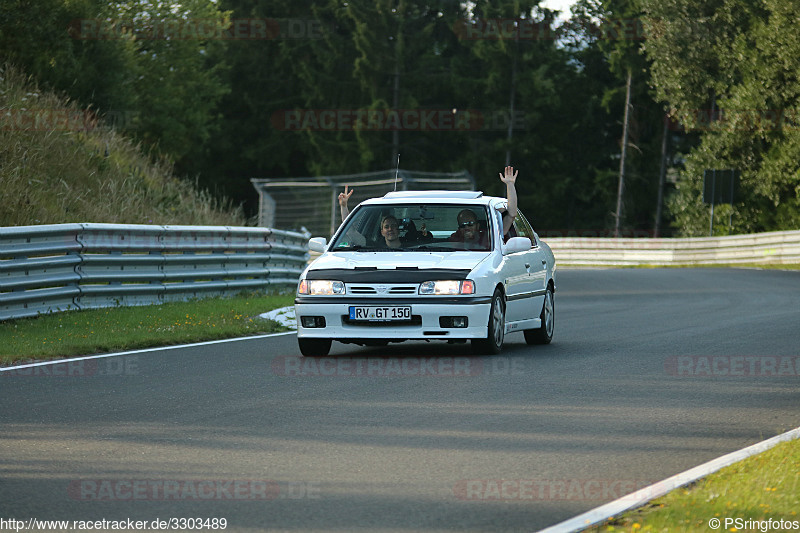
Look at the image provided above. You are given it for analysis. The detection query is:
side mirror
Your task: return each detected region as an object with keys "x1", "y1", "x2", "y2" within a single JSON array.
[
  {"x1": 503, "y1": 236, "x2": 532, "y2": 254},
  {"x1": 308, "y1": 237, "x2": 327, "y2": 253}
]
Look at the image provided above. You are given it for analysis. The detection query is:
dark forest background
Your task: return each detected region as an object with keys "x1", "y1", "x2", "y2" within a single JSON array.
[{"x1": 2, "y1": 0, "x2": 799, "y2": 236}]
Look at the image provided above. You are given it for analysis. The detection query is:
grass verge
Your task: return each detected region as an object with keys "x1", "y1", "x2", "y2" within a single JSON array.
[
  {"x1": 0, "y1": 291, "x2": 294, "y2": 366},
  {"x1": 583, "y1": 437, "x2": 800, "y2": 532},
  {"x1": 641, "y1": 263, "x2": 800, "y2": 270},
  {"x1": 559, "y1": 264, "x2": 800, "y2": 270}
]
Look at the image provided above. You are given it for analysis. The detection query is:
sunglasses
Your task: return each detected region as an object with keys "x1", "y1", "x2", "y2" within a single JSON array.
[{"x1": 458, "y1": 220, "x2": 477, "y2": 228}]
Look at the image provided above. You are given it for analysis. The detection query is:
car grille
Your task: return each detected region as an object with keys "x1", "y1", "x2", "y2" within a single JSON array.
[{"x1": 348, "y1": 285, "x2": 418, "y2": 295}]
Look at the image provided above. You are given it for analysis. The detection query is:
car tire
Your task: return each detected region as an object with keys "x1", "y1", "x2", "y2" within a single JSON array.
[
  {"x1": 524, "y1": 285, "x2": 554, "y2": 345},
  {"x1": 472, "y1": 288, "x2": 505, "y2": 355},
  {"x1": 298, "y1": 337, "x2": 332, "y2": 357}
]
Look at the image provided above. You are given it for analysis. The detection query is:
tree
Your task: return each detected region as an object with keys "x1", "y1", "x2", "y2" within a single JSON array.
[
  {"x1": 113, "y1": 0, "x2": 231, "y2": 169},
  {"x1": 198, "y1": 0, "x2": 367, "y2": 208},
  {"x1": 559, "y1": 0, "x2": 669, "y2": 236},
  {"x1": 642, "y1": 0, "x2": 800, "y2": 235},
  {"x1": 451, "y1": 1, "x2": 582, "y2": 226},
  {"x1": 0, "y1": 0, "x2": 231, "y2": 181},
  {"x1": 0, "y1": 0, "x2": 139, "y2": 115}
]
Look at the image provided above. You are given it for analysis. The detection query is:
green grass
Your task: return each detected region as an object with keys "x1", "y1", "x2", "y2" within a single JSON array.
[
  {"x1": 560, "y1": 263, "x2": 800, "y2": 270},
  {"x1": 0, "y1": 291, "x2": 294, "y2": 365},
  {"x1": 715, "y1": 263, "x2": 800, "y2": 270},
  {"x1": 583, "y1": 437, "x2": 800, "y2": 532},
  {"x1": 643, "y1": 263, "x2": 800, "y2": 270}
]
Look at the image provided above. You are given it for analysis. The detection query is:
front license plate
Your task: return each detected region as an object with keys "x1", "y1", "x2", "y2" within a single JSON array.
[{"x1": 349, "y1": 306, "x2": 412, "y2": 321}]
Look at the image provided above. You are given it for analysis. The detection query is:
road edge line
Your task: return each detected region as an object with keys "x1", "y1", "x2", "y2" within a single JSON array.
[
  {"x1": 0, "y1": 331, "x2": 295, "y2": 372},
  {"x1": 536, "y1": 426, "x2": 800, "y2": 533}
]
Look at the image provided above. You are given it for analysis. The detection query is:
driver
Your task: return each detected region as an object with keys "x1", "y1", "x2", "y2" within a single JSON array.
[
  {"x1": 448, "y1": 208, "x2": 489, "y2": 247},
  {"x1": 448, "y1": 165, "x2": 519, "y2": 247}
]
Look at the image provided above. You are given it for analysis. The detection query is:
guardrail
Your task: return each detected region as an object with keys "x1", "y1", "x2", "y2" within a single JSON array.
[
  {"x1": 4, "y1": 224, "x2": 797, "y2": 320},
  {"x1": 0, "y1": 223, "x2": 309, "y2": 321},
  {"x1": 545, "y1": 229, "x2": 800, "y2": 267}
]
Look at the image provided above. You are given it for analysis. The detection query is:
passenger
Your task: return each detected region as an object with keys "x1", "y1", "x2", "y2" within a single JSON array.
[
  {"x1": 377, "y1": 214, "x2": 403, "y2": 248},
  {"x1": 338, "y1": 188, "x2": 424, "y2": 248},
  {"x1": 338, "y1": 185, "x2": 355, "y2": 222}
]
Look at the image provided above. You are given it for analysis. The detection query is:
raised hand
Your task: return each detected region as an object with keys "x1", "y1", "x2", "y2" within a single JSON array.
[
  {"x1": 499, "y1": 166, "x2": 518, "y2": 184},
  {"x1": 338, "y1": 185, "x2": 354, "y2": 208}
]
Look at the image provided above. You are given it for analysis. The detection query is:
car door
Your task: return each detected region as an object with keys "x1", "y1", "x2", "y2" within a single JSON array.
[
  {"x1": 493, "y1": 208, "x2": 528, "y2": 324},
  {"x1": 510, "y1": 211, "x2": 546, "y2": 321}
]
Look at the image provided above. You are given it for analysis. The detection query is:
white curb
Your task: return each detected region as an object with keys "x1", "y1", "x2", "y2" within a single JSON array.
[
  {"x1": 259, "y1": 306, "x2": 296, "y2": 329},
  {"x1": 537, "y1": 426, "x2": 800, "y2": 533}
]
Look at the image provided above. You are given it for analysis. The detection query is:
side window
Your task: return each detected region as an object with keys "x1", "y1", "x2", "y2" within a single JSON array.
[{"x1": 513, "y1": 211, "x2": 537, "y2": 246}]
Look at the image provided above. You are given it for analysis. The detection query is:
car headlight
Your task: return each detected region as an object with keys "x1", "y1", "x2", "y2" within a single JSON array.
[
  {"x1": 419, "y1": 280, "x2": 475, "y2": 295},
  {"x1": 298, "y1": 279, "x2": 345, "y2": 295}
]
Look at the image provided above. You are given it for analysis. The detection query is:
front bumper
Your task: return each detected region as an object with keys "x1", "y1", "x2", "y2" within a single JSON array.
[{"x1": 294, "y1": 296, "x2": 492, "y2": 340}]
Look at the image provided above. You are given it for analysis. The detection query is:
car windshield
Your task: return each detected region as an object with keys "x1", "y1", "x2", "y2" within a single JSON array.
[{"x1": 331, "y1": 203, "x2": 492, "y2": 252}]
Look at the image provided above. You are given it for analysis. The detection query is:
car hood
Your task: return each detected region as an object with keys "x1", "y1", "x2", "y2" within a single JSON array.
[{"x1": 308, "y1": 251, "x2": 490, "y2": 272}]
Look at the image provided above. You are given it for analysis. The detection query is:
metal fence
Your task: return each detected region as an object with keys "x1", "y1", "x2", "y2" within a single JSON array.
[
  {"x1": 251, "y1": 169, "x2": 475, "y2": 238},
  {"x1": 0, "y1": 223, "x2": 309, "y2": 321}
]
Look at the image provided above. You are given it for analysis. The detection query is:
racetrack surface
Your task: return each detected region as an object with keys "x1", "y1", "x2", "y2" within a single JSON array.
[{"x1": 1, "y1": 268, "x2": 799, "y2": 532}]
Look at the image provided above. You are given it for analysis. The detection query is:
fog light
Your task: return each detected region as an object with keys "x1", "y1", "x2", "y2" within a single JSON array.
[
  {"x1": 440, "y1": 316, "x2": 468, "y2": 328},
  {"x1": 301, "y1": 316, "x2": 326, "y2": 328}
]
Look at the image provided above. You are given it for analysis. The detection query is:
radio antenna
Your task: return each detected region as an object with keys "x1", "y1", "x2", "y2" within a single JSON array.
[{"x1": 394, "y1": 153, "x2": 400, "y2": 191}]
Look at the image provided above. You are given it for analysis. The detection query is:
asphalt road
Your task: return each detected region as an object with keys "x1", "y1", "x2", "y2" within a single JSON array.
[{"x1": 1, "y1": 268, "x2": 799, "y2": 532}]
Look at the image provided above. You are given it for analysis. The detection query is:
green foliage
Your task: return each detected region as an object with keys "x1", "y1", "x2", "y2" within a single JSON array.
[
  {"x1": 643, "y1": 0, "x2": 800, "y2": 235},
  {"x1": 0, "y1": 0, "x2": 231, "y2": 177},
  {"x1": 0, "y1": 0, "x2": 139, "y2": 113},
  {"x1": 585, "y1": 438, "x2": 800, "y2": 531},
  {"x1": 0, "y1": 64, "x2": 245, "y2": 226},
  {"x1": 113, "y1": 0, "x2": 232, "y2": 166},
  {"x1": 195, "y1": 0, "x2": 326, "y2": 206},
  {"x1": 561, "y1": 0, "x2": 671, "y2": 234},
  {"x1": 17, "y1": 0, "x2": 790, "y2": 236}
]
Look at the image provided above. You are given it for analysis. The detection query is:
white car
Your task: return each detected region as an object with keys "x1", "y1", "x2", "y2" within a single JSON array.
[{"x1": 294, "y1": 190, "x2": 556, "y2": 356}]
